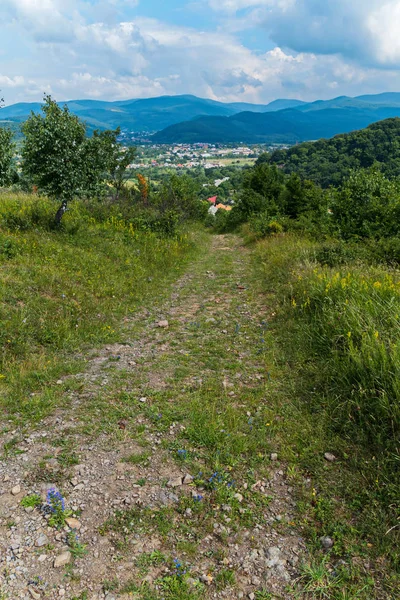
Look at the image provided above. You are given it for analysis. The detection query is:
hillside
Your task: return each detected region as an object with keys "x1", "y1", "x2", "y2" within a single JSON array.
[
  {"x1": 152, "y1": 107, "x2": 400, "y2": 144},
  {"x1": 266, "y1": 117, "x2": 400, "y2": 187},
  {"x1": 153, "y1": 100, "x2": 400, "y2": 144}
]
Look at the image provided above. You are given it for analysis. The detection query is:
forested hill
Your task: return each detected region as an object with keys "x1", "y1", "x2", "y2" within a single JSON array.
[{"x1": 264, "y1": 118, "x2": 400, "y2": 188}]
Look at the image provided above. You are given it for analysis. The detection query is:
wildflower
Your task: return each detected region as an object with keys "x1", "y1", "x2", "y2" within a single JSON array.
[
  {"x1": 46, "y1": 488, "x2": 65, "y2": 513},
  {"x1": 193, "y1": 494, "x2": 203, "y2": 502},
  {"x1": 177, "y1": 449, "x2": 187, "y2": 458},
  {"x1": 173, "y1": 558, "x2": 187, "y2": 577}
]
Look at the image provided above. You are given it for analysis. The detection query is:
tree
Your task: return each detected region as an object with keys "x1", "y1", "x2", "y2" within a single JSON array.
[
  {"x1": 22, "y1": 96, "x2": 137, "y2": 223},
  {"x1": 0, "y1": 93, "x2": 15, "y2": 187},
  {"x1": 22, "y1": 95, "x2": 88, "y2": 223},
  {"x1": 0, "y1": 128, "x2": 15, "y2": 187}
]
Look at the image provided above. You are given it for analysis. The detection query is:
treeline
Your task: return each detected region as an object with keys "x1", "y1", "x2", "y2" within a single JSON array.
[
  {"x1": 261, "y1": 117, "x2": 400, "y2": 188},
  {"x1": 213, "y1": 133, "x2": 400, "y2": 264}
]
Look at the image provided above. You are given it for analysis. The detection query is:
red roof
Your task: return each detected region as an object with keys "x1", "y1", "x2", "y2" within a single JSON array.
[{"x1": 207, "y1": 196, "x2": 217, "y2": 204}]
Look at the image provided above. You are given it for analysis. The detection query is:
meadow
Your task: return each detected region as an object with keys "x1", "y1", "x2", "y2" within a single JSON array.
[{"x1": 0, "y1": 192, "x2": 195, "y2": 425}]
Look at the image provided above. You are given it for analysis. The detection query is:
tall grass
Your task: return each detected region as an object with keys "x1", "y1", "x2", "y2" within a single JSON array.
[
  {"x1": 0, "y1": 192, "x2": 195, "y2": 423},
  {"x1": 253, "y1": 233, "x2": 400, "y2": 570}
]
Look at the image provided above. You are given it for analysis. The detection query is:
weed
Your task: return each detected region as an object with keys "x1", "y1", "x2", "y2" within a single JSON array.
[
  {"x1": 215, "y1": 569, "x2": 236, "y2": 590},
  {"x1": 20, "y1": 494, "x2": 42, "y2": 508},
  {"x1": 67, "y1": 531, "x2": 87, "y2": 559}
]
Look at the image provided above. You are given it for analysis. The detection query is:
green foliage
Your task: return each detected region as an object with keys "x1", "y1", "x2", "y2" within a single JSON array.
[
  {"x1": 331, "y1": 169, "x2": 400, "y2": 240},
  {"x1": 249, "y1": 213, "x2": 283, "y2": 238},
  {"x1": 21, "y1": 96, "x2": 136, "y2": 217},
  {"x1": 20, "y1": 494, "x2": 42, "y2": 508},
  {"x1": 268, "y1": 117, "x2": 400, "y2": 187},
  {"x1": 22, "y1": 95, "x2": 87, "y2": 203},
  {"x1": 0, "y1": 127, "x2": 15, "y2": 186}
]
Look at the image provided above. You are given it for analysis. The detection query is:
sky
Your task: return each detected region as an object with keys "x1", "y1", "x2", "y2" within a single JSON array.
[{"x1": 2, "y1": 0, "x2": 400, "y2": 105}]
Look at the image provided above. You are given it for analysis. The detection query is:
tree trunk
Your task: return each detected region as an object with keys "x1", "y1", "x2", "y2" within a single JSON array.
[{"x1": 54, "y1": 200, "x2": 68, "y2": 225}]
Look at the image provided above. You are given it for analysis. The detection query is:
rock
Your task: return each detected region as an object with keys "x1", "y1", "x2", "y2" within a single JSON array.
[
  {"x1": 270, "y1": 453, "x2": 278, "y2": 461},
  {"x1": 54, "y1": 551, "x2": 72, "y2": 568},
  {"x1": 251, "y1": 576, "x2": 261, "y2": 586},
  {"x1": 320, "y1": 536, "x2": 334, "y2": 550},
  {"x1": 199, "y1": 574, "x2": 213, "y2": 585},
  {"x1": 56, "y1": 380, "x2": 63, "y2": 385},
  {"x1": 324, "y1": 452, "x2": 337, "y2": 462},
  {"x1": 11, "y1": 485, "x2": 21, "y2": 496},
  {"x1": 158, "y1": 320, "x2": 169, "y2": 328},
  {"x1": 265, "y1": 547, "x2": 284, "y2": 568},
  {"x1": 29, "y1": 589, "x2": 41, "y2": 600},
  {"x1": 65, "y1": 518, "x2": 81, "y2": 530},
  {"x1": 167, "y1": 476, "x2": 183, "y2": 488},
  {"x1": 35, "y1": 534, "x2": 49, "y2": 547},
  {"x1": 182, "y1": 474, "x2": 193, "y2": 485},
  {"x1": 139, "y1": 397, "x2": 147, "y2": 403},
  {"x1": 248, "y1": 594, "x2": 255, "y2": 600},
  {"x1": 59, "y1": 590, "x2": 66, "y2": 597},
  {"x1": 234, "y1": 493, "x2": 243, "y2": 503},
  {"x1": 38, "y1": 555, "x2": 47, "y2": 562}
]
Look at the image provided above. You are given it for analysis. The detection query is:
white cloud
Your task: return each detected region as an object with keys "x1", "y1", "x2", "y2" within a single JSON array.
[{"x1": 2, "y1": 0, "x2": 400, "y2": 106}]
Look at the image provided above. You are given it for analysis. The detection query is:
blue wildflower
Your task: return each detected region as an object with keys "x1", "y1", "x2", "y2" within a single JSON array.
[{"x1": 46, "y1": 488, "x2": 65, "y2": 513}]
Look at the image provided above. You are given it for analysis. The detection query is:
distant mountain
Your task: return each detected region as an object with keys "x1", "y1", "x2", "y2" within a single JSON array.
[
  {"x1": 0, "y1": 94, "x2": 283, "y2": 133},
  {"x1": 153, "y1": 94, "x2": 400, "y2": 144},
  {"x1": 3, "y1": 92, "x2": 400, "y2": 142}
]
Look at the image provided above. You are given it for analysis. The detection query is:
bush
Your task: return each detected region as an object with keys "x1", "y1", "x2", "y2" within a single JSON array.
[{"x1": 249, "y1": 212, "x2": 283, "y2": 238}]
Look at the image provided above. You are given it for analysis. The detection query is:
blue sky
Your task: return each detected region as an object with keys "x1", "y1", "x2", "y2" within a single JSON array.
[{"x1": 1, "y1": 1, "x2": 400, "y2": 105}]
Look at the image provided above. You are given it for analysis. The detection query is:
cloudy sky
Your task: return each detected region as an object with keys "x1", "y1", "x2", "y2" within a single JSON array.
[{"x1": 1, "y1": 0, "x2": 400, "y2": 105}]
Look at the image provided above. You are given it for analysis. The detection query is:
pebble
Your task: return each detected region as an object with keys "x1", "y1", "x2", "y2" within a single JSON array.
[
  {"x1": 65, "y1": 518, "x2": 81, "y2": 530},
  {"x1": 167, "y1": 476, "x2": 183, "y2": 488},
  {"x1": 199, "y1": 574, "x2": 213, "y2": 585},
  {"x1": 320, "y1": 536, "x2": 334, "y2": 550},
  {"x1": 270, "y1": 453, "x2": 278, "y2": 461},
  {"x1": 157, "y1": 320, "x2": 169, "y2": 328},
  {"x1": 54, "y1": 551, "x2": 72, "y2": 568},
  {"x1": 11, "y1": 485, "x2": 21, "y2": 495},
  {"x1": 29, "y1": 589, "x2": 41, "y2": 600},
  {"x1": 35, "y1": 534, "x2": 49, "y2": 547},
  {"x1": 234, "y1": 493, "x2": 244, "y2": 503},
  {"x1": 182, "y1": 474, "x2": 193, "y2": 485},
  {"x1": 324, "y1": 452, "x2": 337, "y2": 462}
]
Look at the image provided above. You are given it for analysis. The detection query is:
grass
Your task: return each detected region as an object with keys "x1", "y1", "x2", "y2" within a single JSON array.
[
  {"x1": 253, "y1": 232, "x2": 400, "y2": 597},
  {"x1": 0, "y1": 192, "x2": 195, "y2": 426}
]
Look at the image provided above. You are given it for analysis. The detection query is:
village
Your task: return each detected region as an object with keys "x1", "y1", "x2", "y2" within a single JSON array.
[{"x1": 127, "y1": 142, "x2": 289, "y2": 170}]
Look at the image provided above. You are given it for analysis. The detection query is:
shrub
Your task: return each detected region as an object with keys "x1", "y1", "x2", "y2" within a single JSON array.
[{"x1": 249, "y1": 212, "x2": 283, "y2": 238}]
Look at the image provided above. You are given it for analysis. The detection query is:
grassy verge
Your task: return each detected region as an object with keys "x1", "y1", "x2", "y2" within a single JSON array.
[
  {"x1": 253, "y1": 233, "x2": 400, "y2": 598},
  {"x1": 0, "y1": 192, "x2": 196, "y2": 425}
]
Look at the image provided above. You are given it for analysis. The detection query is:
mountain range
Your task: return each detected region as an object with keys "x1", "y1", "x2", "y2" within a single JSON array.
[
  {"x1": 2, "y1": 93, "x2": 400, "y2": 143},
  {"x1": 152, "y1": 93, "x2": 400, "y2": 143},
  {"x1": 0, "y1": 95, "x2": 304, "y2": 134}
]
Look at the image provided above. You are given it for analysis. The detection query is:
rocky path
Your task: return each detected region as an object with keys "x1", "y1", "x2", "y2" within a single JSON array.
[{"x1": 0, "y1": 234, "x2": 307, "y2": 600}]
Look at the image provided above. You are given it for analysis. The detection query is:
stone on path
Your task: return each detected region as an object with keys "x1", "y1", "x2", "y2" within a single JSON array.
[
  {"x1": 11, "y1": 484, "x2": 21, "y2": 495},
  {"x1": 65, "y1": 517, "x2": 81, "y2": 530},
  {"x1": 167, "y1": 476, "x2": 183, "y2": 488},
  {"x1": 158, "y1": 320, "x2": 169, "y2": 328},
  {"x1": 35, "y1": 534, "x2": 49, "y2": 547},
  {"x1": 54, "y1": 551, "x2": 71, "y2": 568}
]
